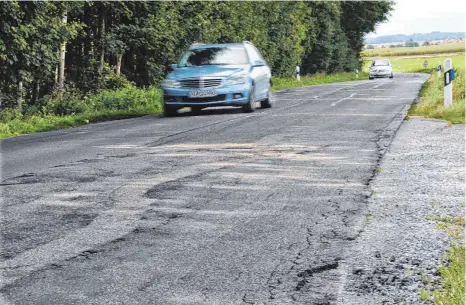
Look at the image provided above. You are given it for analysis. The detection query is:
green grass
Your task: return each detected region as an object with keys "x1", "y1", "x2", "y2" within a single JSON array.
[
  {"x1": 420, "y1": 245, "x2": 465, "y2": 305},
  {"x1": 362, "y1": 43, "x2": 465, "y2": 58},
  {"x1": 422, "y1": 210, "x2": 465, "y2": 305},
  {"x1": 408, "y1": 66, "x2": 465, "y2": 124},
  {"x1": 0, "y1": 87, "x2": 164, "y2": 139},
  {"x1": 0, "y1": 109, "x2": 160, "y2": 139},
  {"x1": 433, "y1": 245, "x2": 465, "y2": 305},
  {"x1": 272, "y1": 72, "x2": 367, "y2": 92}
]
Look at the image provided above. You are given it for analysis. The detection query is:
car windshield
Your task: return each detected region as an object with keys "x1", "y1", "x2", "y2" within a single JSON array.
[
  {"x1": 178, "y1": 47, "x2": 249, "y2": 67},
  {"x1": 372, "y1": 60, "x2": 390, "y2": 66}
]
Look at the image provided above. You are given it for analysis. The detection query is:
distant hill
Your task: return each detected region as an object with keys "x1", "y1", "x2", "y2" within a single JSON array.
[{"x1": 365, "y1": 32, "x2": 465, "y2": 44}]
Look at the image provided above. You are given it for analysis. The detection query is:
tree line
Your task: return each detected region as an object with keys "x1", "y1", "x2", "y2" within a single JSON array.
[{"x1": 0, "y1": 1, "x2": 392, "y2": 111}]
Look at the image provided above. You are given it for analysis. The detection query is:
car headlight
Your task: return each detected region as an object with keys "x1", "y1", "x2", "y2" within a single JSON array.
[
  {"x1": 226, "y1": 74, "x2": 248, "y2": 86},
  {"x1": 162, "y1": 79, "x2": 181, "y2": 88}
]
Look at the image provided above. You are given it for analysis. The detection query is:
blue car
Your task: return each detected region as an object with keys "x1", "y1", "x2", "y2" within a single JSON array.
[{"x1": 161, "y1": 41, "x2": 273, "y2": 116}]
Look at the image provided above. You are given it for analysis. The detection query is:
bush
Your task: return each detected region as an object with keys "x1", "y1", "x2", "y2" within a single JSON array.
[
  {"x1": 89, "y1": 87, "x2": 162, "y2": 112},
  {"x1": 0, "y1": 108, "x2": 23, "y2": 122},
  {"x1": 98, "y1": 66, "x2": 135, "y2": 90},
  {"x1": 41, "y1": 89, "x2": 90, "y2": 115},
  {"x1": 0, "y1": 86, "x2": 164, "y2": 138}
]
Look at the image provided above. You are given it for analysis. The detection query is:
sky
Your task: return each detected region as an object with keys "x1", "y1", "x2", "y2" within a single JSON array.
[{"x1": 368, "y1": 0, "x2": 466, "y2": 37}]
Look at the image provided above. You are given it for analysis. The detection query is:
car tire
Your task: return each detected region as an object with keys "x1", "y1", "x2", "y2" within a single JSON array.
[
  {"x1": 369, "y1": 77, "x2": 374, "y2": 80},
  {"x1": 242, "y1": 85, "x2": 255, "y2": 113},
  {"x1": 389, "y1": 73, "x2": 394, "y2": 79},
  {"x1": 163, "y1": 103, "x2": 177, "y2": 117},
  {"x1": 261, "y1": 86, "x2": 273, "y2": 109}
]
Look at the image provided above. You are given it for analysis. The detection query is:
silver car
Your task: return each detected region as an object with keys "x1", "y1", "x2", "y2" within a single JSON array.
[{"x1": 369, "y1": 59, "x2": 393, "y2": 79}]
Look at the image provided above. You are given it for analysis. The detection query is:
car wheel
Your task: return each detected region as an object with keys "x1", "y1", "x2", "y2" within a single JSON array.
[
  {"x1": 389, "y1": 73, "x2": 394, "y2": 79},
  {"x1": 242, "y1": 85, "x2": 255, "y2": 113},
  {"x1": 191, "y1": 106, "x2": 202, "y2": 115},
  {"x1": 163, "y1": 103, "x2": 177, "y2": 117},
  {"x1": 261, "y1": 86, "x2": 273, "y2": 109}
]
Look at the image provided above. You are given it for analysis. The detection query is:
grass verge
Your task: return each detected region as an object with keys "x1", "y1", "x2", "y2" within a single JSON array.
[
  {"x1": 0, "y1": 72, "x2": 367, "y2": 139},
  {"x1": 420, "y1": 215, "x2": 465, "y2": 305},
  {"x1": 408, "y1": 67, "x2": 465, "y2": 124},
  {"x1": 0, "y1": 109, "x2": 159, "y2": 139},
  {"x1": 431, "y1": 245, "x2": 465, "y2": 305}
]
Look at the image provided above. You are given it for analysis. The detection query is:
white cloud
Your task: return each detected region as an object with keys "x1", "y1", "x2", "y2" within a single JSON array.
[{"x1": 372, "y1": 0, "x2": 466, "y2": 36}]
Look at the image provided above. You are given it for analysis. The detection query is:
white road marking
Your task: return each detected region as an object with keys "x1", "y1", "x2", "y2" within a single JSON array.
[
  {"x1": 96, "y1": 144, "x2": 141, "y2": 149},
  {"x1": 373, "y1": 82, "x2": 386, "y2": 89},
  {"x1": 331, "y1": 93, "x2": 358, "y2": 107}
]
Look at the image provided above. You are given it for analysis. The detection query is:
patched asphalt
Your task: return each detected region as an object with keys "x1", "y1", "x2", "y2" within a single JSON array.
[{"x1": 1, "y1": 74, "x2": 431, "y2": 304}]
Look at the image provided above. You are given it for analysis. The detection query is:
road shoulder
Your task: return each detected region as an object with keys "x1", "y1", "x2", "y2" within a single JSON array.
[{"x1": 339, "y1": 118, "x2": 465, "y2": 304}]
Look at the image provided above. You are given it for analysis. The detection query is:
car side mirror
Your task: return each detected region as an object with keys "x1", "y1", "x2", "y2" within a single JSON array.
[{"x1": 170, "y1": 64, "x2": 178, "y2": 70}]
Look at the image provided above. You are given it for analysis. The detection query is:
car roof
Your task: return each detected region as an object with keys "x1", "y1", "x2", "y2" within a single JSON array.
[{"x1": 189, "y1": 42, "x2": 246, "y2": 50}]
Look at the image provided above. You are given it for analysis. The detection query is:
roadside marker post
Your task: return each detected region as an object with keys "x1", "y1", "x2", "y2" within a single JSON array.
[
  {"x1": 443, "y1": 58, "x2": 453, "y2": 107},
  {"x1": 296, "y1": 64, "x2": 301, "y2": 81},
  {"x1": 355, "y1": 69, "x2": 359, "y2": 78},
  {"x1": 437, "y1": 61, "x2": 441, "y2": 77}
]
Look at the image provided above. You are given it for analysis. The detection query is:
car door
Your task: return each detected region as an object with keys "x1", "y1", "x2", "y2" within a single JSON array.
[
  {"x1": 246, "y1": 44, "x2": 268, "y2": 100},
  {"x1": 253, "y1": 46, "x2": 271, "y2": 97}
]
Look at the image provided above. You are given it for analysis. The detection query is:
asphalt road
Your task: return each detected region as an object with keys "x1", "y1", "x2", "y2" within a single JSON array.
[{"x1": 1, "y1": 73, "x2": 428, "y2": 305}]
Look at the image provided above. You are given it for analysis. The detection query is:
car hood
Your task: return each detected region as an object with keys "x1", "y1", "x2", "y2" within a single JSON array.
[{"x1": 168, "y1": 65, "x2": 250, "y2": 79}]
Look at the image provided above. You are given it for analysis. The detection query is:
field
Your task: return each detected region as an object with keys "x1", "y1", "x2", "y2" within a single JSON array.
[
  {"x1": 362, "y1": 43, "x2": 464, "y2": 57},
  {"x1": 363, "y1": 55, "x2": 465, "y2": 73}
]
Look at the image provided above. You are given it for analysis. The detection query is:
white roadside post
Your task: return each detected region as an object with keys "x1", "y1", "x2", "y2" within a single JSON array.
[
  {"x1": 444, "y1": 58, "x2": 453, "y2": 107},
  {"x1": 355, "y1": 69, "x2": 359, "y2": 78},
  {"x1": 296, "y1": 64, "x2": 301, "y2": 81},
  {"x1": 437, "y1": 61, "x2": 441, "y2": 77}
]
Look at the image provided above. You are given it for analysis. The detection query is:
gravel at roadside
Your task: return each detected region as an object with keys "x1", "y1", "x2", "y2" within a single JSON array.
[{"x1": 339, "y1": 117, "x2": 465, "y2": 305}]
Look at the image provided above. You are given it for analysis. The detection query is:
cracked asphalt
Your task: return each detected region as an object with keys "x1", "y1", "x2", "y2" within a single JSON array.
[{"x1": 1, "y1": 73, "x2": 429, "y2": 305}]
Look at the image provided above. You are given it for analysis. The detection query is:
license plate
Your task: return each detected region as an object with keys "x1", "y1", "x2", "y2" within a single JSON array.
[{"x1": 189, "y1": 89, "x2": 216, "y2": 98}]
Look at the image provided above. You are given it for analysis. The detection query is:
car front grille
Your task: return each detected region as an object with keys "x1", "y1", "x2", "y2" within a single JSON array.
[{"x1": 179, "y1": 78, "x2": 223, "y2": 88}]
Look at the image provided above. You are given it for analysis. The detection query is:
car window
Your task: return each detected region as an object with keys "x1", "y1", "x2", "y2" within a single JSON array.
[
  {"x1": 372, "y1": 60, "x2": 390, "y2": 66},
  {"x1": 254, "y1": 46, "x2": 266, "y2": 62},
  {"x1": 245, "y1": 44, "x2": 262, "y2": 64},
  {"x1": 178, "y1": 47, "x2": 249, "y2": 67}
]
